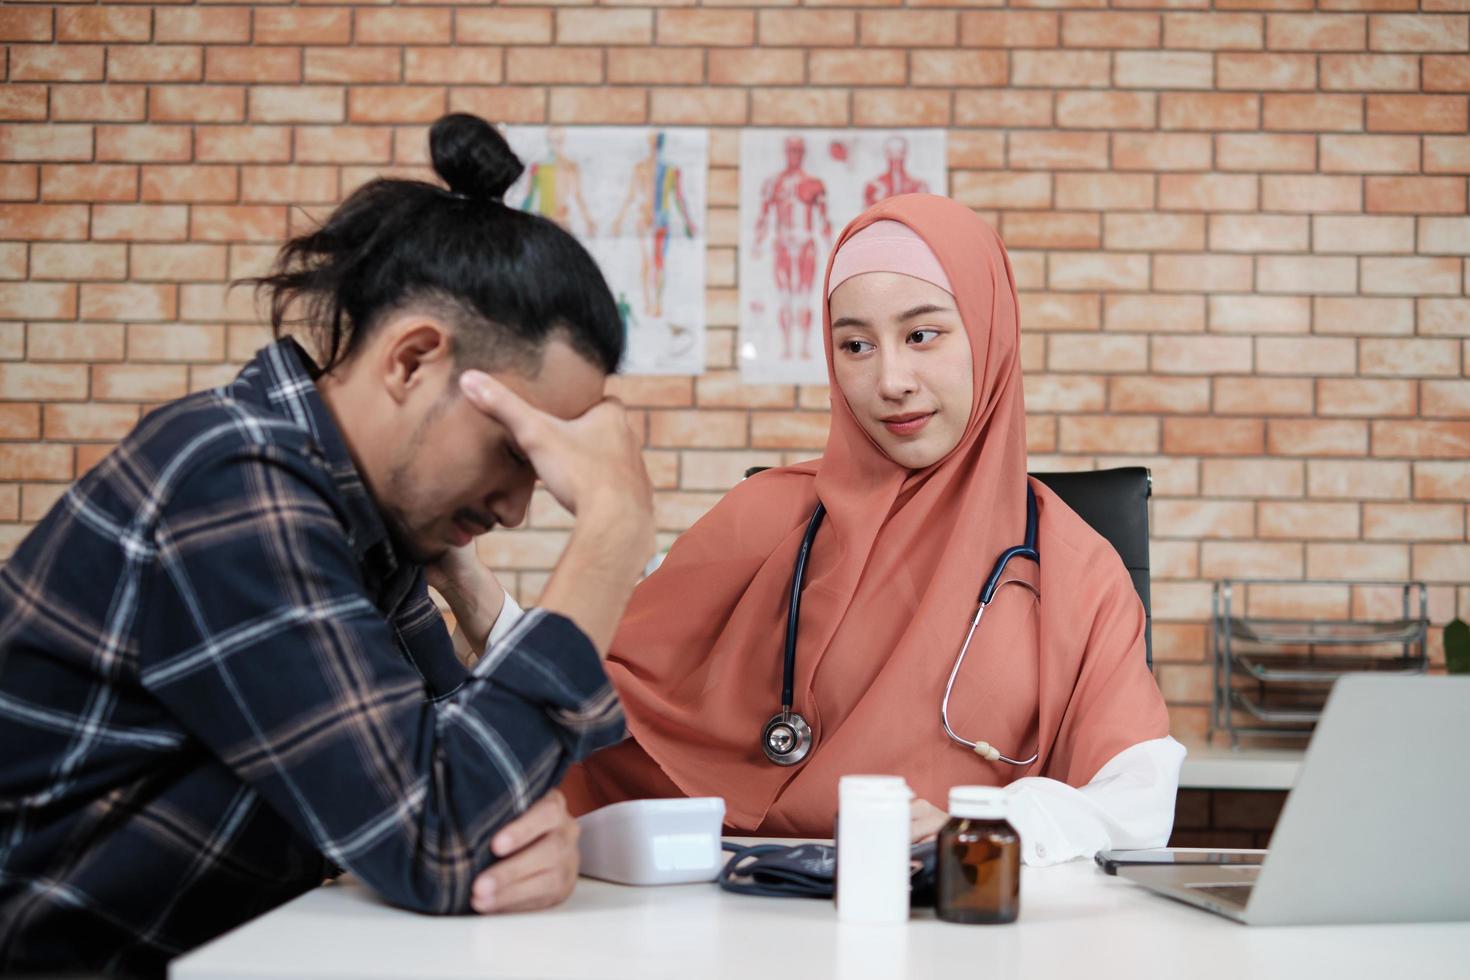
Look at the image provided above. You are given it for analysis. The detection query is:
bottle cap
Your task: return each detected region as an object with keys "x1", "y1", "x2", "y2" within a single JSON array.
[
  {"x1": 839, "y1": 774, "x2": 912, "y2": 802},
  {"x1": 948, "y1": 785, "x2": 1008, "y2": 820}
]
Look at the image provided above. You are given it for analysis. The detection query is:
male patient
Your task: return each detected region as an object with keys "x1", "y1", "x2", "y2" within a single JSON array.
[{"x1": 0, "y1": 114, "x2": 651, "y2": 977}]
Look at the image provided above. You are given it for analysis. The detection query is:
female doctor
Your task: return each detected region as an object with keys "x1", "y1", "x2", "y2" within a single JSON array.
[{"x1": 487, "y1": 194, "x2": 1184, "y2": 863}]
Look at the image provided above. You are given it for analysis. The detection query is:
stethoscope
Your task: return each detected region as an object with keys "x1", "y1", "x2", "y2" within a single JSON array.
[{"x1": 761, "y1": 485, "x2": 1040, "y2": 769}]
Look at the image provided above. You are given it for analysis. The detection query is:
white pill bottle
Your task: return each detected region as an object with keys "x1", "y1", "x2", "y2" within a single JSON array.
[{"x1": 835, "y1": 774, "x2": 913, "y2": 924}]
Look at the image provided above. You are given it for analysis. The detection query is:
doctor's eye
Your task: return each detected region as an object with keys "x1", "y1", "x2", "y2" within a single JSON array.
[
  {"x1": 908, "y1": 329, "x2": 941, "y2": 346},
  {"x1": 839, "y1": 339, "x2": 875, "y2": 355}
]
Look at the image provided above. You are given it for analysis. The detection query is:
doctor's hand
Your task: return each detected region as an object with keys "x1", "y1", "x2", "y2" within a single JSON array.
[
  {"x1": 470, "y1": 790, "x2": 580, "y2": 915},
  {"x1": 911, "y1": 798, "x2": 949, "y2": 843}
]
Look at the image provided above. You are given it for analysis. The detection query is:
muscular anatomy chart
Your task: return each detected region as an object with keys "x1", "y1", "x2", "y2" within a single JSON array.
[
  {"x1": 739, "y1": 130, "x2": 946, "y2": 385},
  {"x1": 506, "y1": 127, "x2": 708, "y2": 376}
]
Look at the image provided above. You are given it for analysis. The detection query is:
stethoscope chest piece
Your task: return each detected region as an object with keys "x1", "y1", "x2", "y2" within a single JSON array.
[{"x1": 761, "y1": 710, "x2": 812, "y2": 766}]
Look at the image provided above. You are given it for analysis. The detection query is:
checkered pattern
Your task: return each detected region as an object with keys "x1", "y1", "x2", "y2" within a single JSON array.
[{"x1": 0, "y1": 339, "x2": 624, "y2": 978}]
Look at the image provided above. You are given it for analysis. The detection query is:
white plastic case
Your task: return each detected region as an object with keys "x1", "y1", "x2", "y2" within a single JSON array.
[{"x1": 576, "y1": 797, "x2": 726, "y2": 886}]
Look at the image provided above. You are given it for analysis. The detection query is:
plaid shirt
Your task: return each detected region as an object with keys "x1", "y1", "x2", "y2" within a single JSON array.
[{"x1": 0, "y1": 339, "x2": 625, "y2": 978}]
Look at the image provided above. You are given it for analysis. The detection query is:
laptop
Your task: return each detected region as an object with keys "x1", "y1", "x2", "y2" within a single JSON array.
[{"x1": 1119, "y1": 674, "x2": 1470, "y2": 925}]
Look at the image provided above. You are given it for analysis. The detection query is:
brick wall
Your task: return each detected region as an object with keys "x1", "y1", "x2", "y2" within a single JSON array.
[{"x1": 2, "y1": 2, "x2": 1468, "y2": 740}]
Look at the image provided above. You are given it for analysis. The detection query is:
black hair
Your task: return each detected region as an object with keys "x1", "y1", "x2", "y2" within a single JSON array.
[{"x1": 247, "y1": 113, "x2": 623, "y2": 376}]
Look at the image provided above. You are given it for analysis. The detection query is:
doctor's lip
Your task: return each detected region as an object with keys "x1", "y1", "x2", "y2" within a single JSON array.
[{"x1": 880, "y1": 411, "x2": 934, "y2": 436}]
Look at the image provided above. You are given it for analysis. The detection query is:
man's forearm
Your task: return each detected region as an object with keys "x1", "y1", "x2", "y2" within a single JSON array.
[
  {"x1": 436, "y1": 565, "x2": 506, "y2": 656},
  {"x1": 537, "y1": 504, "x2": 649, "y2": 657}
]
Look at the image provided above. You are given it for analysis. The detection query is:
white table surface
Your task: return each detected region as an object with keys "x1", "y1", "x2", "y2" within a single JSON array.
[
  {"x1": 1177, "y1": 741, "x2": 1303, "y2": 790},
  {"x1": 172, "y1": 855, "x2": 1469, "y2": 980}
]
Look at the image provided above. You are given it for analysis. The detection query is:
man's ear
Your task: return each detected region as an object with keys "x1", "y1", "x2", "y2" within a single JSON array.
[{"x1": 381, "y1": 319, "x2": 452, "y2": 406}]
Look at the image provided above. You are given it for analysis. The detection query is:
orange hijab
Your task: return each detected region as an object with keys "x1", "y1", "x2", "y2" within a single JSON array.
[{"x1": 563, "y1": 195, "x2": 1168, "y2": 834}]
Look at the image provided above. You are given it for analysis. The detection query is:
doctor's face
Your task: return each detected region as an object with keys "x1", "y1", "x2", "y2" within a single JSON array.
[{"x1": 829, "y1": 272, "x2": 974, "y2": 471}]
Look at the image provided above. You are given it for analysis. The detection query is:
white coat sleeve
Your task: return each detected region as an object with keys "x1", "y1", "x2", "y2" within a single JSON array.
[
  {"x1": 1001, "y1": 736, "x2": 1186, "y2": 867},
  {"x1": 485, "y1": 590, "x2": 527, "y2": 651}
]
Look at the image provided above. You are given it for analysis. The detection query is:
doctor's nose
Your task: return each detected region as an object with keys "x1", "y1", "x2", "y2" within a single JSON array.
[{"x1": 876, "y1": 352, "x2": 919, "y2": 401}]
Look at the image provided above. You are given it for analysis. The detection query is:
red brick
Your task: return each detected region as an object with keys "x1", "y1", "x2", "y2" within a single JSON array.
[
  {"x1": 1202, "y1": 458, "x2": 1304, "y2": 498},
  {"x1": 1154, "y1": 500, "x2": 1255, "y2": 540},
  {"x1": 1105, "y1": 213, "x2": 1205, "y2": 251},
  {"x1": 1412, "y1": 544, "x2": 1470, "y2": 583},
  {"x1": 1020, "y1": 291, "x2": 1102, "y2": 331},
  {"x1": 155, "y1": 7, "x2": 250, "y2": 44},
  {"x1": 1014, "y1": 50, "x2": 1110, "y2": 88},
  {"x1": 1361, "y1": 337, "x2": 1462, "y2": 376},
  {"x1": 1259, "y1": 257, "x2": 1359, "y2": 296},
  {"x1": 1216, "y1": 375, "x2": 1315, "y2": 414},
  {"x1": 127, "y1": 323, "x2": 226, "y2": 363},
  {"x1": 1308, "y1": 542, "x2": 1411, "y2": 580},
  {"x1": 0, "y1": 124, "x2": 92, "y2": 162},
  {"x1": 190, "y1": 206, "x2": 288, "y2": 244},
  {"x1": 1216, "y1": 133, "x2": 1316, "y2": 172},
  {"x1": 858, "y1": 89, "x2": 946, "y2": 128},
  {"x1": 1314, "y1": 215, "x2": 1416, "y2": 254},
  {"x1": 190, "y1": 126, "x2": 287, "y2": 165},
  {"x1": 1413, "y1": 462, "x2": 1470, "y2": 502},
  {"x1": 43, "y1": 403, "x2": 141, "y2": 442},
  {"x1": 948, "y1": 131, "x2": 1006, "y2": 170},
  {"x1": 1321, "y1": 54, "x2": 1419, "y2": 91},
  {"x1": 1164, "y1": 417, "x2": 1263, "y2": 455},
  {"x1": 658, "y1": 10, "x2": 755, "y2": 46},
  {"x1": 1115, "y1": 51, "x2": 1213, "y2": 89},
  {"x1": 1049, "y1": 253, "x2": 1150, "y2": 291},
  {"x1": 1268, "y1": 419, "x2": 1369, "y2": 456},
  {"x1": 79, "y1": 283, "x2": 175, "y2": 323},
  {"x1": 961, "y1": 12, "x2": 1059, "y2": 48},
  {"x1": 1369, "y1": 14, "x2": 1469, "y2": 51},
  {"x1": 0, "y1": 446, "x2": 74, "y2": 482},
  {"x1": 40, "y1": 165, "x2": 137, "y2": 204},
  {"x1": 107, "y1": 46, "x2": 201, "y2": 83},
  {"x1": 1258, "y1": 502, "x2": 1361, "y2": 539},
  {"x1": 0, "y1": 163, "x2": 39, "y2": 201},
  {"x1": 356, "y1": 8, "x2": 452, "y2": 46},
  {"x1": 754, "y1": 89, "x2": 850, "y2": 126},
  {"x1": 1423, "y1": 380, "x2": 1470, "y2": 418},
  {"x1": 1363, "y1": 502, "x2": 1465, "y2": 540},
  {"x1": 0, "y1": 204, "x2": 88, "y2": 241},
  {"x1": 558, "y1": 9, "x2": 653, "y2": 46},
  {"x1": 10, "y1": 44, "x2": 105, "y2": 82},
  {"x1": 1114, "y1": 133, "x2": 1212, "y2": 171},
  {"x1": 1062, "y1": 12, "x2": 1160, "y2": 48},
  {"x1": 1320, "y1": 134, "x2": 1420, "y2": 174},
  {"x1": 0, "y1": 404, "x2": 40, "y2": 442},
  {"x1": 30, "y1": 243, "x2": 128, "y2": 282},
  {"x1": 137, "y1": 165, "x2": 236, "y2": 204},
  {"x1": 1267, "y1": 13, "x2": 1366, "y2": 50},
  {"x1": 456, "y1": 9, "x2": 552, "y2": 46},
  {"x1": 241, "y1": 166, "x2": 337, "y2": 205},
  {"x1": 348, "y1": 87, "x2": 446, "y2": 125},
  {"x1": 1421, "y1": 217, "x2": 1470, "y2": 255},
  {"x1": 0, "y1": 363, "x2": 89, "y2": 400},
  {"x1": 205, "y1": 47, "x2": 302, "y2": 85},
  {"x1": 93, "y1": 204, "x2": 188, "y2": 242},
  {"x1": 1161, "y1": 93, "x2": 1260, "y2": 131},
  {"x1": 1009, "y1": 132, "x2": 1108, "y2": 170},
  {"x1": 0, "y1": 8, "x2": 54, "y2": 43},
  {"x1": 1319, "y1": 379, "x2": 1417, "y2": 417},
  {"x1": 150, "y1": 86, "x2": 247, "y2": 124},
  {"x1": 406, "y1": 47, "x2": 502, "y2": 86},
  {"x1": 1210, "y1": 214, "x2": 1310, "y2": 253},
  {"x1": 130, "y1": 244, "x2": 228, "y2": 282},
  {"x1": 1315, "y1": 296, "x2": 1415, "y2": 335},
  {"x1": 955, "y1": 91, "x2": 1054, "y2": 128},
  {"x1": 861, "y1": 10, "x2": 957, "y2": 46},
  {"x1": 1362, "y1": 257, "x2": 1462, "y2": 296},
  {"x1": 256, "y1": 8, "x2": 352, "y2": 46},
  {"x1": 1368, "y1": 95, "x2": 1468, "y2": 133},
  {"x1": 250, "y1": 86, "x2": 345, "y2": 124},
  {"x1": 1425, "y1": 136, "x2": 1470, "y2": 174},
  {"x1": 96, "y1": 125, "x2": 190, "y2": 163},
  {"x1": 1262, "y1": 175, "x2": 1362, "y2": 213},
  {"x1": 549, "y1": 88, "x2": 647, "y2": 125},
  {"x1": 506, "y1": 48, "x2": 600, "y2": 85},
  {"x1": 751, "y1": 412, "x2": 832, "y2": 450},
  {"x1": 1002, "y1": 212, "x2": 1101, "y2": 250},
  {"x1": 57, "y1": 8, "x2": 149, "y2": 43},
  {"x1": 1217, "y1": 52, "x2": 1316, "y2": 90},
  {"x1": 50, "y1": 84, "x2": 146, "y2": 123},
  {"x1": 1058, "y1": 415, "x2": 1160, "y2": 454},
  {"x1": 1153, "y1": 336, "x2": 1254, "y2": 374},
  {"x1": 1054, "y1": 173, "x2": 1154, "y2": 211},
  {"x1": 1158, "y1": 174, "x2": 1258, "y2": 212},
  {"x1": 0, "y1": 85, "x2": 48, "y2": 123},
  {"x1": 1424, "y1": 55, "x2": 1470, "y2": 93},
  {"x1": 1156, "y1": 254, "x2": 1253, "y2": 293},
  {"x1": 912, "y1": 49, "x2": 1007, "y2": 87},
  {"x1": 1264, "y1": 94, "x2": 1363, "y2": 131},
  {"x1": 1056, "y1": 91, "x2": 1155, "y2": 129},
  {"x1": 1048, "y1": 335, "x2": 1149, "y2": 373},
  {"x1": 645, "y1": 89, "x2": 744, "y2": 127},
  {"x1": 92, "y1": 364, "x2": 189, "y2": 402},
  {"x1": 1164, "y1": 13, "x2": 1263, "y2": 49},
  {"x1": 1202, "y1": 541, "x2": 1304, "y2": 579},
  {"x1": 1109, "y1": 376, "x2": 1210, "y2": 414},
  {"x1": 1308, "y1": 459, "x2": 1409, "y2": 500},
  {"x1": 1023, "y1": 373, "x2": 1107, "y2": 413},
  {"x1": 1366, "y1": 176, "x2": 1466, "y2": 215},
  {"x1": 0, "y1": 283, "x2": 78, "y2": 320}
]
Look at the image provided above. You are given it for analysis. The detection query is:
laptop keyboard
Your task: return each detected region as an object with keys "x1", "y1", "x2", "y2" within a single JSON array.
[{"x1": 1190, "y1": 882, "x2": 1254, "y2": 904}]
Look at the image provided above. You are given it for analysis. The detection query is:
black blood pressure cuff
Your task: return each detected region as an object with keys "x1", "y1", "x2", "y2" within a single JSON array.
[{"x1": 717, "y1": 841, "x2": 937, "y2": 906}]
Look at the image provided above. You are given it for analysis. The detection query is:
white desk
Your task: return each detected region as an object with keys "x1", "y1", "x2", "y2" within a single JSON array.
[
  {"x1": 172, "y1": 858, "x2": 1469, "y2": 980},
  {"x1": 1178, "y1": 742, "x2": 1303, "y2": 791}
]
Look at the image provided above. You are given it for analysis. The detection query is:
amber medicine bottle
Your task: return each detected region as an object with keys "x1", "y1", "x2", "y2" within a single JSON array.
[{"x1": 936, "y1": 785, "x2": 1020, "y2": 924}]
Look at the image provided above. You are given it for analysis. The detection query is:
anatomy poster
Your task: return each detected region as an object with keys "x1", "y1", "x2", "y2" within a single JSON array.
[
  {"x1": 739, "y1": 130, "x2": 947, "y2": 384},
  {"x1": 504, "y1": 127, "x2": 707, "y2": 375}
]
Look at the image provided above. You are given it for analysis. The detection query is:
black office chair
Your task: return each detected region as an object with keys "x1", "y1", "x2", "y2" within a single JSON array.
[{"x1": 743, "y1": 465, "x2": 1154, "y2": 668}]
